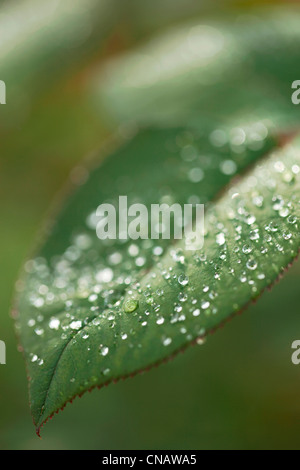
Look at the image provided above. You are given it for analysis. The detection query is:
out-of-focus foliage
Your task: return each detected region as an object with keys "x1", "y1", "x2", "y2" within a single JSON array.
[
  {"x1": 0, "y1": 0, "x2": 116, "y2": 128},
  {"x1": 90, "y1": 8, "x2": 300, "y2": 129}
]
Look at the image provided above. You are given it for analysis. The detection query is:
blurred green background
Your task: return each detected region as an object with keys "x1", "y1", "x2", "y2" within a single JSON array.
[{"x1": 0, "y1": 0, "x2": 300, "y2": 449}]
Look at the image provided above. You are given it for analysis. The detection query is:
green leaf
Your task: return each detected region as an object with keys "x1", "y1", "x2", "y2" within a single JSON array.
[
  {"x1": 15, "y1": 125, "x2": 300, "y2": 433},
  {"x1": 0, "y1": 0, "x2": 116, "y2": 127},
  {"x1": 90, "y1": 7, "x2": 300, "y2": 128}
]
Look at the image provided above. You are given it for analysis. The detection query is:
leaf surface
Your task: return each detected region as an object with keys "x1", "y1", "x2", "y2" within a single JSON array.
[{"x1": 15, "y1": 127, "x2": 300, "y2": 432}]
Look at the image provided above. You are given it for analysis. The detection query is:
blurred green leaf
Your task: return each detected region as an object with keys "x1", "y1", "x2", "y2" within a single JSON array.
[
  {"x1": 90, "y1": 7, "x2": 300, "y2": 128},
  {"x1": 15, "y1": 125, "x2": 300, "y2": 433},
  {"x1": 0, "y1": 0, "x2": 116, "y2": 128}
]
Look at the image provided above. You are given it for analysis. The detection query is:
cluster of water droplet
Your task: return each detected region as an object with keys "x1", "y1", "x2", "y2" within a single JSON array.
[{"x1": 16, "y1": 128, "x2": 299, "y2": 400}]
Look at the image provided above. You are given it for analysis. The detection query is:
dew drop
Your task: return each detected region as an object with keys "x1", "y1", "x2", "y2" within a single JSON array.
[
  {"x1": 99, "y1": 346, "x2": 109, "y2": 356},
  {"x1": 178, "y1": 292, "x2": 188, "y2": 302},
  {"x1": 178, "y1": 274, "x2": 189, "y2": 286},
  {"x1": 162, "y1": 337, "x2": 172, "y2": 346},
  {"x1": 242, "y1": 244, "x2": 253, "y2": 254},
  {"x1": 124, "y1": 299, "x2": 139, "y2": 313},
  {"x1": 70, "y1": 320, "x2": 82, "y2": 330},
  {"x1": 49, "y1": 318, "x2": 60, "y2": 330},
  {"x1": 216, "y1": 233, "x2": 226, "y2": 246},
  {"x1": 201, "y1": 301, "x2": 210, "y2": 310},
  {"x1": 246, "y1": 258, "x2": 258, "y2": 271}
]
